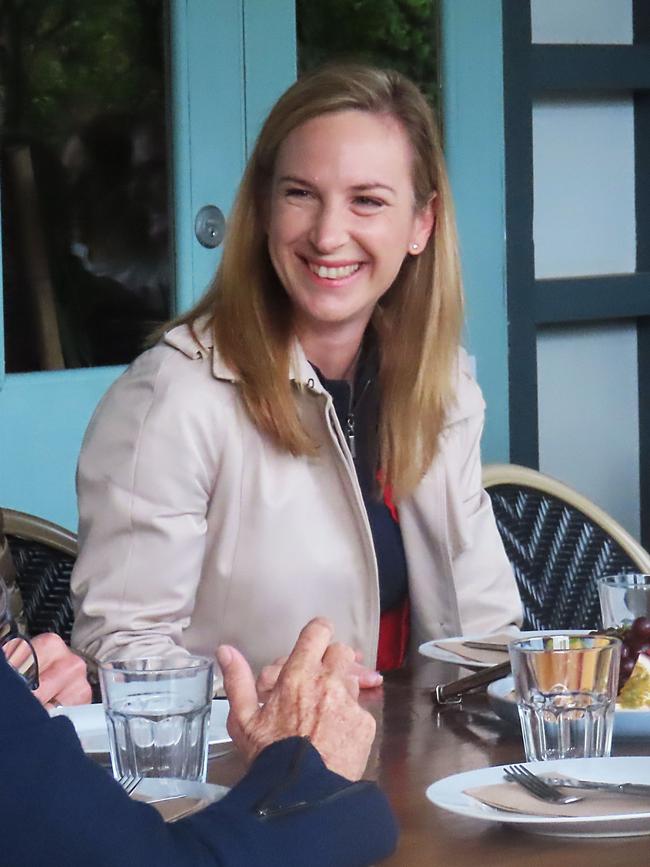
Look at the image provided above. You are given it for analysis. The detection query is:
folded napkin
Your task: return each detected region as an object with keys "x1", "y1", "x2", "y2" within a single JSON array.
[
  {"x1": 435, "y1": 632, "x2": 513, "y2": 666},
  {"x1": 156, "y1": 796, "x2": 211, "y2": 823},
  {"x1": 465, "y1": 780, "x2": 650, "y2": 818}
]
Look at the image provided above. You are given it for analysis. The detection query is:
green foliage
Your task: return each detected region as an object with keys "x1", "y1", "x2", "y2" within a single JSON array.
[
  {"x1": 1, "y1": 0, "x2": 163, "y2": 144},
  {"x1": 296, "y1": 0, "x2": 440, "y2": 109}
]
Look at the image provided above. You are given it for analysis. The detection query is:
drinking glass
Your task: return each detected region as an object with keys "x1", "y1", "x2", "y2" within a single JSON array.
[
  {"x1": 598, "y1": 573, "x2": 650, "y2": 629},
  {"x1": 99, "y1": 654, "x2": 213, "y2": 782},
  {"x1": 509, "y1": 634, "x2": 620, "y2": 761}
]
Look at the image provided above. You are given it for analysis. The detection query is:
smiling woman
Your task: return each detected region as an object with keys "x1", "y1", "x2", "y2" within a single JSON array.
[
  {"x1": 70, "y1": 65, "x2": 522, "y2": 687},
  {"x1": 267, "y1": 110, "x2": 434, "y2": 379}
]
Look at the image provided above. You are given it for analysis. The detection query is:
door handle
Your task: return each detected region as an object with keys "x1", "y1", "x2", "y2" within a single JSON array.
[{"x1": 194, "y1": 205, "x2": 226, "y2": 248}]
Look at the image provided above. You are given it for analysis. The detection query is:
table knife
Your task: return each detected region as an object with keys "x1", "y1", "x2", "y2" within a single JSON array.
[
  {"x1": 462, "y1": 641, "x2": 509, "y2": 652},
  {"x1": 543, "y1": 776, "x2": 650, "y2": 797},
  {"x1": 430, "y1": 660, "x2": 512, "y2": 705}
]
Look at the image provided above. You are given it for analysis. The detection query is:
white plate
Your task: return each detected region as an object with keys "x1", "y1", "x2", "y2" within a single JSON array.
[
  {"x1": 426, "y1": 756, "x2": 650, "y2": 837},
  {"x1": 49, "y1": 699, "x2": 231, "y2": 754},
  {"x1": 418, "y1": 630, "x2": 588, "y2": 667},
  {"x1": 487, "y1": 675, "x2": 650, "y2": 739},
  {"x1": 135, "y1": 776, "x2": 229, "y2": 805}
]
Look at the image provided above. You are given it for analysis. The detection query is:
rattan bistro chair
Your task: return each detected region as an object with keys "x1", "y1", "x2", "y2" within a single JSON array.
[
  {"x1": 483, "y1": 464, "x2": 650, "y2": 631},
  {"x1": 0, "y1": 507, "x2": 77, "y2": 644}
]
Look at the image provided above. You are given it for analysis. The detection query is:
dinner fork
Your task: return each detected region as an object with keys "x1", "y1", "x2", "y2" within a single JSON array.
[
  {"x1": 117, "y1": 772, "x2": 142, "y2": 796},
  {"x1": 503, "y1": 765, "x2": 583, "y2": 805}
]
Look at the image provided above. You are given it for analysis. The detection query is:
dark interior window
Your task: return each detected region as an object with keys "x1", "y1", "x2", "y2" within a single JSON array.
[{"x1": 0, "y1": 0, "x2": 170, "y2": 372}]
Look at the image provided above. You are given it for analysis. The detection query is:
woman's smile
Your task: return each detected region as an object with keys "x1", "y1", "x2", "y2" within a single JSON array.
[
  {"x1": 267, "y1": 109, "x2": 434, "y2": 346},
  {"x1": 300, "y1": 255, "x2": 365, "y2": 285}
]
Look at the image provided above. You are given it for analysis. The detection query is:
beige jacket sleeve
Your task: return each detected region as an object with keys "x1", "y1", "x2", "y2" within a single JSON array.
[
  {"x1": 402, "y1": 352, "x2": 523, "y2": 650},
  {"x1": 70, "y1": 345, "x2": 222, "y2": 662}
]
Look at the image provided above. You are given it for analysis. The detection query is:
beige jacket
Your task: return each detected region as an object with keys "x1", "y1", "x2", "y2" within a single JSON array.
[{"x1": 71, "y1": 323, "x2": 522, "y2": 675}]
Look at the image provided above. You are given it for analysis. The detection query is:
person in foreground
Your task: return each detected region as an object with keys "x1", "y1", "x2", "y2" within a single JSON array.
[
  {"x1": 1, "y1": 524, "x2": 92, "y2": 708},
  {"x1": 0, "y1": 509, "x2": 92, "y2": 707},
  {"x1": 71, "y1": 63, "x2": 522, "y2": 682},
  {"x1": 0, "y1": 618, "x2": 397, "y2": 867},
  {"x1": 4, "y1": 630, "x2": 92, "y2": 707}
]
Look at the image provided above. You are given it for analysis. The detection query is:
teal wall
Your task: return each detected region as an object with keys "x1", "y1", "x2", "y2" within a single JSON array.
[
  {"x1": 170, "y1": 0, "x2": 296, "y2": 311},
  {"x1": 442, "y1": 0, "x2": 509, "y2": 462}
]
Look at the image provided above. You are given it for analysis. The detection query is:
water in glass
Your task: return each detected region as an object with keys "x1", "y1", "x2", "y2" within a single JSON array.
[
  {"x1": 517, "y1": 688, "x2": 615, "y2": 761},
  {"x1": 106, "y1": 691, "x2": 210, "y2": 781}
]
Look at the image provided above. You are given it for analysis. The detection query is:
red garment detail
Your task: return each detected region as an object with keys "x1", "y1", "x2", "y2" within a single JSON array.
[
  {"x1": 376, "y1": 597, "x2": 410, "y2": 672},
  {"x1": 375, "y1": 469, "x2": 407, "y2": 670},
  {"x1": 383, "y1": 481, "x2": 398, "y2": 523},
  {"x1": 376, "y1": 470, "x2": 399, "y2": 523}
]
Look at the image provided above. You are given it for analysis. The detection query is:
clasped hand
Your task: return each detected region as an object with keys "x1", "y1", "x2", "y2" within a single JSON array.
[
  {"x1": 217, "y1": 618, "x2": 376, "y2": 781},
  {"x1": 3, "y1": 632, "x2": 91, "y2": 707}
]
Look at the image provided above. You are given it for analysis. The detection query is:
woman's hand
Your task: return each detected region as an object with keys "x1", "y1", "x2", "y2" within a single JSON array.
[
  {"x1": 218, "y1": 618, "x2": 376, "y2": 781},
  {"x1": 3, "y1": 632, "x2": 92, "y2": 707},
  {"x1": 256, "y1": 648, "x2": 382, "y2": 702}
]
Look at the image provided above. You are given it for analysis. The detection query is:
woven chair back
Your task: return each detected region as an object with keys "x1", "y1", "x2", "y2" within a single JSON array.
[
  {"x1": 0, "y1": 509, "x2": 77, "y2": 644},
  {"x1": 483, "y1": 465, "x2": 650, "y2": 631}
]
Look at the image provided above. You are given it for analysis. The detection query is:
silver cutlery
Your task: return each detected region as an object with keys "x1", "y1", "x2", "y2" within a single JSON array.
[
  {"x1": 431, "y1": 660, "x2": 511, "y2": 705},
  {"x1": 542, "y1": 775, "x2": 650, "y2": 798},
  {"x1": 462, "y1": 641, "x2": 509, "y2": 652},
  {"x1": 503, "y1": 765, "x2": 583, "y2": 805},
  {"x1": 117, "y1": 772, "x2": 142, "y2": 796}
]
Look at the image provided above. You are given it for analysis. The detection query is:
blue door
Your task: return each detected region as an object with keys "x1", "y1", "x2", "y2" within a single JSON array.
[{"x1": 0, "y1": 0, "x2": 295, "y2": 530}]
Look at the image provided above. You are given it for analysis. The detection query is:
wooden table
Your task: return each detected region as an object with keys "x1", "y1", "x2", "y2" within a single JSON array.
[{"x1": 208, "y1": 660, "x2": 650, "y2": 866}]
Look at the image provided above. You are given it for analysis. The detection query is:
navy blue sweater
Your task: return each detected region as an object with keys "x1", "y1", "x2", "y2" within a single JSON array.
[
  {"x1": 0, "y1": 655, "x2": 397, "y2": 867},
  {"x1": 313, "y1": 350, "x2": 409, "y2": 614}
]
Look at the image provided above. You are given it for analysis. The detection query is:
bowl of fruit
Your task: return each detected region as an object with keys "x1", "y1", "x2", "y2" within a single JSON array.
[{"x1": 487, "y1": 620, "x2": 650, "y2": 738}]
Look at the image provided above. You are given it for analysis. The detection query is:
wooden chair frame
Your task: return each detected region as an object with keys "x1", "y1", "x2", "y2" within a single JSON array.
[{"x1": 2, "y1": 508, "x2": 77, "y2": 558}]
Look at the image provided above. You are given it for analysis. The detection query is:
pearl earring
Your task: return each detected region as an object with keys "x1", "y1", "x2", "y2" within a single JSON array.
[{"x1": 410, "y1": 243, "x2": 419, "y2": 251}]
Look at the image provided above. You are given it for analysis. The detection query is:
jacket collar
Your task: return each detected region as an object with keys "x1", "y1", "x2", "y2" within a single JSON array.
[
  {"x1": 163, "y1": 319, "x2": 324, "y2": 391},
  {"x1": 163, "y1": 321, "x2": 481, "y2": 424}
]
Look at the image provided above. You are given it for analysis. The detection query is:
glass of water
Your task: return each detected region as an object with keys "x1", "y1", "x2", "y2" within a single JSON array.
[
  {"x1": 598, "y1": 573, "x2": 650, "y2": 629},
  {"x1": 509, "y1": 634, "x2": 620, "y2": 762},
  {"x1": 99, "y1": 654, "x2": 213, "y2": 782}
]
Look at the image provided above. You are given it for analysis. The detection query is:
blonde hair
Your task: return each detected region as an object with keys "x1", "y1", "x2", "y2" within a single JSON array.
[{"x1": 173, "y1": 64, "x2": 464, "y2": 499}]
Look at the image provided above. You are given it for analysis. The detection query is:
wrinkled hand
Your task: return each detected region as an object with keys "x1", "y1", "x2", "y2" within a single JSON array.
[
  {"x1": 3, "y1": 632, "x2": 92, "y2": 708},
  {"x1": 256, "y1": 648, "x2": 382, "y2": 702},
  {"x1": 217, "y1": 618, "x2": 376, "y2": 781}
]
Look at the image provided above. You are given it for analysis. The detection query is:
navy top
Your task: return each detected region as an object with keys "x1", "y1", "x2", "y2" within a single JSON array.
[
  {"x1": 0, "y1": 653, "x2": 397, "y2": 867},
  {"x1": 313, "y1": 343, "x2": 409, "y2": 614}
]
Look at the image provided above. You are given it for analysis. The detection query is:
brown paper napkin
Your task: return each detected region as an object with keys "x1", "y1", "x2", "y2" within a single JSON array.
[
  {"x1": 435, "y1": 632, "x2": 514, "y2": 666},
  {"x1": 155, "y1": 796, "x2": 211, "y2": 823},
  {"x1": 132, "y1": 793, "x2": 212, "y2": 823},
  {"x1": 465, "y1": 781, "x2": 650, "y2": 818}
]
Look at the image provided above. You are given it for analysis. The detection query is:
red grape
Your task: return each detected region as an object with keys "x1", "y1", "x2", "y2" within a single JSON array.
[
  {"x1": 591, "y1": 621, "x2": 645, "y2": 691},
  {"x1": 620, "y1": 643, "x2": 633, "y2": 662},
  {"x1": 630, "y1": 617, "x2": 650, "y2": 646},
  {"x1": 621, "y1": 657, "x2": 636, "y2": 677}
]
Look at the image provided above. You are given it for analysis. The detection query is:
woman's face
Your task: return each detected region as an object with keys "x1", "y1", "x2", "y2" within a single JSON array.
[{"x1": 267, "y1": 110, "x2": 434, "y2": 345}]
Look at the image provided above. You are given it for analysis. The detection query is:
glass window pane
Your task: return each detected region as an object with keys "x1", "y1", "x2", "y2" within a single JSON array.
[
  {"x1": 537, "y1": 321, "x2": 640, "y2": 539},
  {"x1": 296, "y1": 0, "x2": 440, "y2": 111},
  {"x1": 533, "y1": 95, "x2": 636, "y2": 279},
  {"x1": 0, "y1": 0, "x2": 170, "y2": 373},
  {"x1": 531, "y1": 0, "x2": 633, "y2": 45}
]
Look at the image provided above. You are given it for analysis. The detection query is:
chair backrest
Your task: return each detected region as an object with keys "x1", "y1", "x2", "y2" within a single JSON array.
[
  {"x1": 0, "y1": 508, "x2": 77, "y2": 643},
  {"x1": 483, "y1": 464, "x2": 650, "y2": 630}
]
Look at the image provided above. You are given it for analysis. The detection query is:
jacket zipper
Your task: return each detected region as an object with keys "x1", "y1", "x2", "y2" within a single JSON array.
[
  {"x1": 313, "y1": 387, "x2": 380, "y2": 661},
  {"x1": 345, "y1": 376, "x2": 371, "y2": 461},
  {"x1": 252, "y1": 737, "x2": 375, "y2": 820}
]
